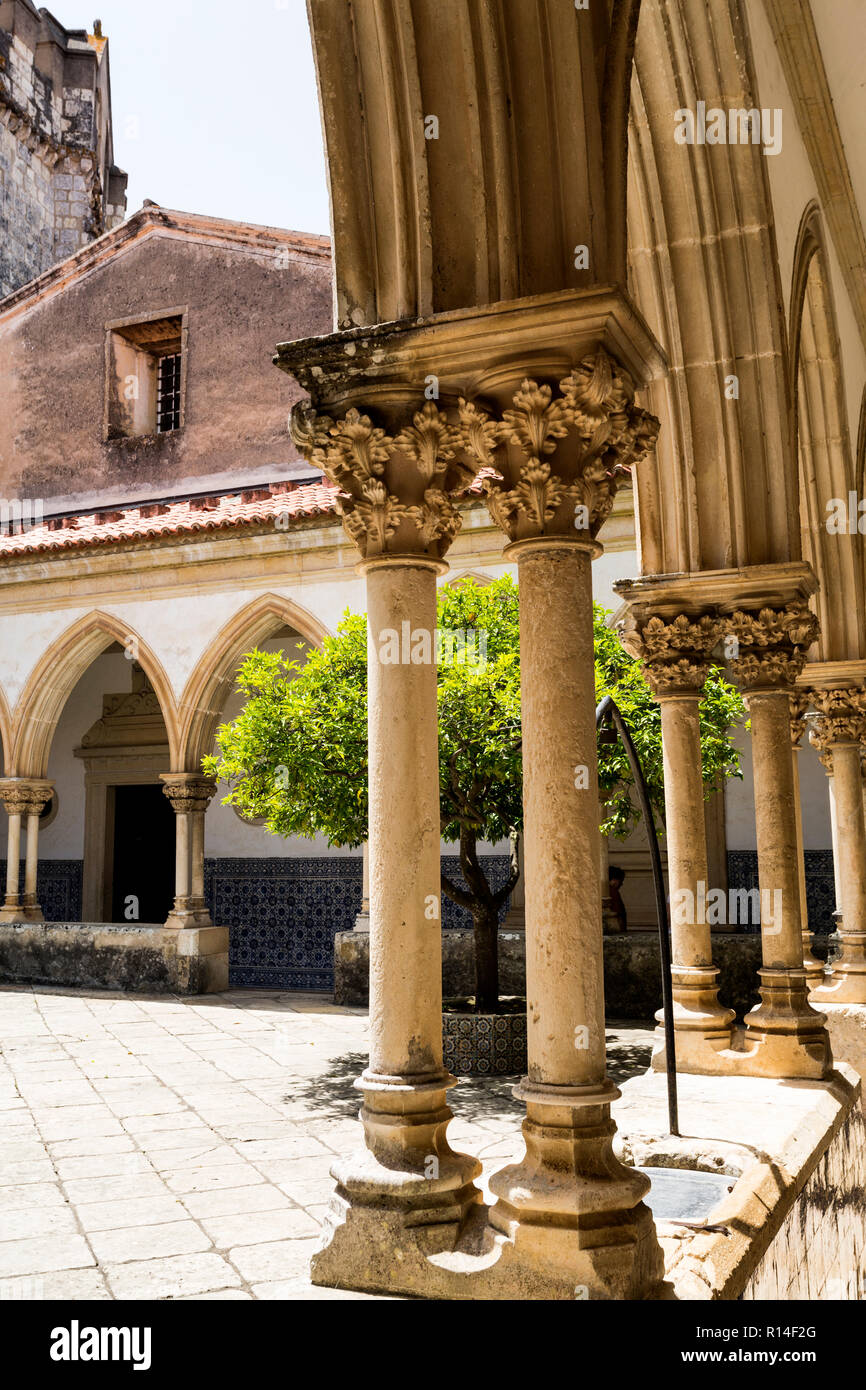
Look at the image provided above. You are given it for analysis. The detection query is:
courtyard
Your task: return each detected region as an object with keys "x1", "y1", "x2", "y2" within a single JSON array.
[{"x1": 0, "y1": 984, "x2": 652, "y2": 1301}]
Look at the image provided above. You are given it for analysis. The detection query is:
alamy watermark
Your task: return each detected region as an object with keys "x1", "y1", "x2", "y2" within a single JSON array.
[
  {"x1": 371, "y1": 623, "x2": 487, "y2": 667},
  {"x1": 674, "y1": 102, "x2": 782, "y2": 157},
  {"x1": 671, "y1": 881, "x2": 783, "y2": 933},
  {"x1": 0, "y1": 498, "x2": 44, "y2": 535}
]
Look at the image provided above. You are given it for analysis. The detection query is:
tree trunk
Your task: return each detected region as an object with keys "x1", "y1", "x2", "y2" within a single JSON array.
[{"x1": 473, "y1": 902, "x2": 500, "y2": 1013}]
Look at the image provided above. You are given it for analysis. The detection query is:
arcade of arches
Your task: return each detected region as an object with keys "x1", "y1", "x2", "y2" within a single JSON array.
[{"x1": 1, "y1": 0, "x2": 866, "y2": 1300}]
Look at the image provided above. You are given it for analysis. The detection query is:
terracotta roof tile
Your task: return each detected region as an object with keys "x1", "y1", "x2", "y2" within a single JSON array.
[
  {"x1": 0, "y1": 482, "x2": 341, "y2": 558},
  {"x1": 0, "y1": 472, "x2": 492, "y2": 561}
]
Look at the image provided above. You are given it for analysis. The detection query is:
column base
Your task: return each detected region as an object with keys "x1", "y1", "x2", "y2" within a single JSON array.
[
  {"x1": 310, "y1": 1069, "x2": 483, "y2": 1293},
  {"x1": 164, "y1": 901, "x2": 214, "y2": 931},
  {"x1": 738, "y1": 967, "x2": 832, "y2": 1078},
  {"x1": 311, "y1": 1076, "x2": 668, "y2": 1300},
  {"x1": 0, "y1": 901, "x2": 44, "y2": 923},
  {"x1": 650, "y1": 965, "x2": 735, "y2": 1074},
  {"x1": 802, "y1": 932, "x2": 825, "y2": 984}
]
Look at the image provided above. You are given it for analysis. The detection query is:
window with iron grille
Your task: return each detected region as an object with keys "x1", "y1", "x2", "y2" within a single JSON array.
[{"x1": 156, "y1": 352, "x2": 182, "y2": 433}]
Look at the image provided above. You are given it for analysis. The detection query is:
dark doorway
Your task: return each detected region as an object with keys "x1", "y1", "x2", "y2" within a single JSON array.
[{"x1": 111, "y1": 784, "x2": 176, "y2": 924}]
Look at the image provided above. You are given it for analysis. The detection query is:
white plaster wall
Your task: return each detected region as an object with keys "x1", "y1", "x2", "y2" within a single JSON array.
[
  {"x1": 724, "y1": 721, "x2": 832, "y2": 852},
  {"x1": 40, "y1": 650, "x2": 132, "y2": 859},
  {"x1": 745, "y1": 0, "x2": 866, "y2": 450}
]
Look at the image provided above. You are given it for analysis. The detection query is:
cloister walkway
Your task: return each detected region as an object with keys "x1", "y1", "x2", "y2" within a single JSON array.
[{"x1": 0, "y1": 985, "x2": 653, "y2": 1300}]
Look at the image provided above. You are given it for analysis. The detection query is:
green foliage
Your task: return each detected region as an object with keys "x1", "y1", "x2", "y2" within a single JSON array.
[
  {"x1": 593, "y1": 602, "x2": 745, "y2": 839},
  {"x1": 204, "y1": 581, "x2": 745, "y2": 854}
]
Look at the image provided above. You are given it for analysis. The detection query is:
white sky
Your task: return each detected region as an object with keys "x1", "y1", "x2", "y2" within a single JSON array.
[{"x1": 51, "y1": 0, "x2": 331, "y2": 235}]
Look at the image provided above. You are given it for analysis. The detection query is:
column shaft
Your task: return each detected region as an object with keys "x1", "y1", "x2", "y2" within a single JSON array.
[
  {"x1": 175, "y1": 812, "x2": 191, "y2": 902},
  {"x1": 812, "y1": 742, "x2": 866, "y2": 1002},
  {"x1": 791, "y1": 746, "x2": 823, "y2": 981},
  {"x1": 366, "y1": 561, "x2": 443, "y2": 1077},
  {"x1": 4, "y1": 812, "x2": 21, "y2": 907},
  {"x1": 741, "y1": 690, "x2": 829, "y2": 1075},
  {"x1": 190, "y1": 810, "x2": 206, "y2": 902},
  {"x1": 655, "y1": 694, "x2": 734, "y2": 1065},
  {"x1": 24, "y1": 812, "x2": 40, "y2": 900}
]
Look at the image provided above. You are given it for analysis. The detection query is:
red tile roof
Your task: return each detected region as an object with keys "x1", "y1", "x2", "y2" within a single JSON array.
[{"x1": 0, "y1": 481, "x2": 341, "y2": 558}]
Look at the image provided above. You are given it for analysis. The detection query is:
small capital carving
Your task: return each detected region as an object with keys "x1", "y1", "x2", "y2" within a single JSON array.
[
  {"x1": 161, "y1": 775, "x2": 217, "y2": 816},
  {"x1": 457, "y1": 347, "x2": 659, "y2": 544},
  {"x1": 806, "y1": 687, "x2": 866, "y2": 764},
  {"x1": 619, "y1": 612, "x2": 720, "y2": 695},
  {"x1": 726, "y1": 606, "x2": 819, "y2": 692},
  {"x1": 0, "y1": 778, "x2": 54, "y2": 818},
  {"x1": 290, "y1": 399, "x2": 473, "y2": 562}
]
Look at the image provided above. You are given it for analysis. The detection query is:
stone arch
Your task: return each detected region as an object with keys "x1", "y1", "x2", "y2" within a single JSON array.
[
  {"x1": 0, "y1": 683, "x2": 12, "y2": 776},
  {"x1": 177, "y1": 593, "x2": 330, "y2": 772},
  {"x1": 444, "y1": 570, "x2": 494, "y2": 588},
  {"x1": 10, "y1": 611, "x2": 180, "y2": 778},
  {"x1": 789, "y1": 202, "x2": 863, "y2": 660},
  {"x1": 626, "y1": 0, "x2": 800, "y2": 576}
]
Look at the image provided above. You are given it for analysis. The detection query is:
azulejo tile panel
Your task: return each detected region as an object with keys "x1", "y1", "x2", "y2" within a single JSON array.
[
  {"x1": 1, "y1": 860, "x2": 83, "y2": 922},
  {"x1": 726, "y1": 850, "x2": 835, "y2": 936},
  {"x1": 443, "y1": 1011, "x2": 527, "y2": 1076},
  {"x1": 205, "y1": 856, "x2": 362, "y2": 992}
]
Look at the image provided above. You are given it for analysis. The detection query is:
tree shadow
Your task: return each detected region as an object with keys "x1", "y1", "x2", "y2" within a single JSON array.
[{"x1": 281, "y1": 1029, "x2": 654, "y2": 1121}]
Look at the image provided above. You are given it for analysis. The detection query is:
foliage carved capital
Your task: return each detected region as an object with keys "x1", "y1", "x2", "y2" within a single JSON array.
[
  {"x1": 620, "y1": 612, "x2": 720, "y2": 695},
  {"x1": 456, "y1": 348, "x2": 659, "y2": 543},
  {"x1": 0, "y1": 779, "x2": 54, "y2": 818},
  {"x1": 290, "y1": 399, "x2": 475, "y2": 561},
  {"x1": 806, "y1": 687, "x2": 866, "y2": 761},
  {"x1": 161, "y1": 776, "x2": 218, "y2": 816},
  {"x1": 726, "y1": 606, "x2": 819, "y2": 692}
]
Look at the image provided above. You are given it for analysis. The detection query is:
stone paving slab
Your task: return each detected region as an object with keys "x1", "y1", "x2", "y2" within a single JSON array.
[{"x1": 0, "y1": 985, "x2": 653, "y2": 1300}]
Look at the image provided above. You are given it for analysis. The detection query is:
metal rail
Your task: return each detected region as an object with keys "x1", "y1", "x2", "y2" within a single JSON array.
[{"x1": 596, "y1": 694, "x2": 679, "y2": 1136}]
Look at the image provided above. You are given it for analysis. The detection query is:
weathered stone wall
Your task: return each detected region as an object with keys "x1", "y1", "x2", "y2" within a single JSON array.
[
  {"x1": 742, "y1": 1101, "x2": 866, "y2": 1300},
  {"x1": 0, "y1": 921, "x2": 227, "y2": 994},
  {"x1": 335, "y1": 929, "x2": 766, "y2": 1019},
  {"x1": 0, "y1": 1, "x2": 127, "y2": 299}
]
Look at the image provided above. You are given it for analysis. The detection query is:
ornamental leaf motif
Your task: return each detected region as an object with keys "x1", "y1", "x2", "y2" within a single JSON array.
[
  {"x1": 394, "y1": 402, "x2": 459, "y2": 484},
  {"x1": 502, "y1": 381, "x2": 570, "y2": 459}
]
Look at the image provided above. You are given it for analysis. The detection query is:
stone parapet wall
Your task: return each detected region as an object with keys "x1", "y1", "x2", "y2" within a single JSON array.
[
  {"x1": 0, "y1": 921, "x2": 227, "y2": 994},
  {"x1": 335, "y1": 928, "x2": 768, "y2": 1019}
]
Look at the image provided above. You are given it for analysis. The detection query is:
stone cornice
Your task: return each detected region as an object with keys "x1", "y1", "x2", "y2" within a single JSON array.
[
  {"x1": 276, "y1": 286, "x2": 667, "y2": 405},
  {"x1": 614, "y1": 563, "x2": 819, "y2": 616}
]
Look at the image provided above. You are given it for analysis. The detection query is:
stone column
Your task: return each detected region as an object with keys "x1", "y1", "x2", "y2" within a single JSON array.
[
  {"x1": 0, "y1": 779, "x2": 54, "y2": 923},
  {"x1": 291, "y1": 390, "x2": 482, "y2": 1292},
  {"x1": 466, "y1": 352, "x2": 665, "y2": 1298},
  {"x1": 789, "y1": 695, "x2": 824, "y2": 983},
  {"x1": 620, "y1": 614, "x2": 735, "y2": 1072},
  {"x1": 726, "y1": 609, "x2": 830, "y2": 1078},
  {"x1": 808, "y1": 689, "x2": 866, "y2": 1004},
  {"x1": 160, "y1": 774, "x2": 216, "y2": 929}
]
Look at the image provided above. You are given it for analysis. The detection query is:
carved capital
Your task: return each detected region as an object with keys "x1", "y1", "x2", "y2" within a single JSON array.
[
  {"x1": 726, "y1": 606, "x2": 819, "y2": 692},
  {"x1": 457, "y1": 347, "x2": 659, "y2": 544},
  {"x1": 619, "y1": 612, "x2": 720, "y2": 695},
  {"x1": 160, "y1": 775, "x2": 218, "y2": 816},
  {"x1": 807, "y1": 687, "x2": 866, "y2": 765},
  {"x1": 290, "y1": 399, "x2": 474, "y2": 561},
  {"x1": 0, "y1": 778, "x2": 54, "y2": 818}
]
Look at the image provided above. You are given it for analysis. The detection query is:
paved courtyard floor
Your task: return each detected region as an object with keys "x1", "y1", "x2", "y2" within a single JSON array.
[{"x1": 0, "y1": 986, "x2": 653, "y2": 1300}]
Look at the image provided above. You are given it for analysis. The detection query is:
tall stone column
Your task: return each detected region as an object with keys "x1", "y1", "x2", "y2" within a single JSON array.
[
  {"x1": 619, "y1": 614, "x2": 735, "y2": 1071},
  {"x1": 808, "y1": 689, "x2": 866, "y2": 1004},
  {"x1": 160, "y1": 774, "x2": 217, "y2": 930},
  {"x1": 461, "y1": 350, "x2": 665, "y2": 1298},
  {"x1": 290, "y1": 388, "x2": 483, "y2": 1292},
  {"x1": 0, "y1": 779, "x2": 54, "y2": 923},
  {"x1": 726, "y1": 609, "x2": 831, "y2": 1077},
  {"x1": 789, "y1": 695, "x2": 824, "y2": 982}
]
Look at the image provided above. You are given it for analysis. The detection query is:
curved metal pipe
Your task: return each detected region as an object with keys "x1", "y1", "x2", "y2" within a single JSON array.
[{"x1": 596, "y1": 694, "x2": 679, "y2": 1136}]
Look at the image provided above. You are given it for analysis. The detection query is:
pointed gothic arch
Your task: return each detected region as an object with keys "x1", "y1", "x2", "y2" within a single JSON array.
[
  {"x1": 10, "y1": 611, "x2": 180, "y2": 778},
  {"x1": 626, "y1": 0, "x2": 800, "y2": 577},
  {"x1": 177, "y1": 593, "x2": 331, "y2": 772},
  {"x1": 0, "y1": 682, "x2": 12, "y2": 776},
  {"x1": 789, "y1": 202, "x2": 864, "y2": 661}
]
